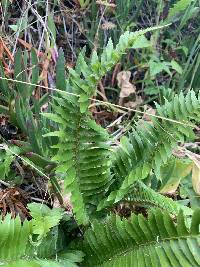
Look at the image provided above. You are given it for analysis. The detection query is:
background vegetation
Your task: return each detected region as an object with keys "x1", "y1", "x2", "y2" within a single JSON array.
[{"x1": 0, "y1": 0, "x2": 200, "y2": 266}]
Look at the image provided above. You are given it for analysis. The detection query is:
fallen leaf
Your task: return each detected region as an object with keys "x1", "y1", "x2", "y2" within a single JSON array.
[
  {"x1": 117, "y1": 71, "x2": 136, "y2": 105},
  {"x1": 124, "y1": 96, "x2": 143, "y2": 109},
  {"x1": 158, "y1": 158, "x2": 192, "y2": 194},
  {"x1": 185, "y1": 150, "x2": 200, "y2": 168},
  {"x1": 185, "y1": 150, "x2": 200, "y2": 195},
  {"x1": 18, "y1": 38, "x2": 33, "y2": 50},
  {"x1": 101, "y1": 21, "x2": 116, "y2": 30},
  {"x1": 142, "y1": 106, "x2": 156, "y2": 122}
]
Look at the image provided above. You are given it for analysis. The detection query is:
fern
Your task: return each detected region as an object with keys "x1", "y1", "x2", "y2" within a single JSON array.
[
  {"x1": 0, "y1": 206, "x2": 83, "y2": 266},
  {"x1": 99, "y1": 91, "x2": 200, "y2": 212},
  {"x1": 2, "y1": 253, "x2": 84, "y2": 267},
  {"x1": 0, "y1": 214, "x2": 64, "y2": 260},
  {"x1": 98, "y1": 181, "x2": 192, "y2": 215},
  {"x1": 45, "y1": 25, "x2": 166, "y2": 225},
  {"x1": 117, "y1": 91, "x2": 199, "y2": 179},
  {"x1": 43, "y1": 97, "x2": 112, "y2": 225},
  {"x1": 81, "y1": 208, "x2": 200, "y2": 266}
]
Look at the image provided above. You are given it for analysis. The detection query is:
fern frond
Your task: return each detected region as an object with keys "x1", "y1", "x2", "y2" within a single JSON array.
[
  {"x1": 2, "y1": 251, "x2": 84, "y2": 267},
  {"x1": 68, "y1": 25, "x2": 167, "y2": 108},
  {"x1": 102, "y1": 91, "x2": 200, "y2": 209},
  {"x1": 98, "y1": 180, "x2": 192, "y2": 215},
  {"x1": 127, "y1": 181, "x2": 191, "y2": 215},
  {"x1": 46, "y1": 25, "x2": 167, "y2": 224},
  {"x1": 43, "y1": 96, "x2": 112, "y2": 225},
  {"x1": 0, "y1": 215, "x2": 30, "y2": 260},
  {"x1": 0, "y1": 214, "x2": 64, "y2": 260},
  {"x1": 81, "y1": 209, "x2": 200, "y2": 267},
  {"x1": 97, "y1": 91, "x2": 200, "y2": 213}
]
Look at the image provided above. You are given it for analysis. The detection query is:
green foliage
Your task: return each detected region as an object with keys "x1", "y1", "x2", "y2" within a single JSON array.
[
  {"x1": 43, "y1": 99, "x2": 112, "y2": 225},
  {"x1": 0, "y1": 204, "x2": 83, "y2": 267},
  {"x1": 167, "y1": 0, "x2": 194, "y2": 19},
  {"x1": 27, "y1": 203, "x2": 64, "y2": 241},
  {"x1": 100, "y1": 90, "x2": 200, "y2": 209},
  {"x1": 56, "y1": 49, "x2": 66, "y2": 91},
  {"x1": 81, "y1": 209, "x2": 200, "y2": 266},
  {"x1": 113, "y1": 91, "x2": 200, "y2": 183},
  {"x1": 1, "y1": 8, "x2": 200, "y2": 265},
  {"x1": 0, "y1": 148, "x2": 15, "y2": 181},
  {"x1": 98, "y1": 181, "x2": 192, "y2": 215},
  {"x1": 0, "y1": 49, "x2": 56, "y2": 159},
  {"x1": 45, "y1": 25, "x2": 166, "y2": 225}
]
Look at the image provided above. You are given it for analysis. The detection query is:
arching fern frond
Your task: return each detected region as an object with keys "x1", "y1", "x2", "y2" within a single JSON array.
[
  {"x1": 67, "y1": 25, "x2": 167, "y2": 112},
  {"x1": 45, "y1": 25, "x2": 167, "y2": 225},
  {"x1": 98, "y1": 181, "x2": 192, "y2": 215},
  {"x1": 114, "y1": 91, "x2": 200, "y2": 181},
  {"x1": 100, "y1": 91, "x2": 200, "y2": 212},
  {"x1": 81, "y1": 208, "x2": 200, "y2": 267}
]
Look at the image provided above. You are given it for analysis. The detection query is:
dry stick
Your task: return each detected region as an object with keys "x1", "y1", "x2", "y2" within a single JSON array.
[{"x1": 0, "y1": 76, "x2": 196, "y2": 128}]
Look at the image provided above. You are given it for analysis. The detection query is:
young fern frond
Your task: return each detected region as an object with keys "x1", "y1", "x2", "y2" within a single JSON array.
[
  {"x1": 99, "y1": 91, "x2": 200, "y2": 212},
  {"x1": 45, "y1": 25, "x2": 166, "y2": 225},
  {"x1": 81, "y1": 209, "x2": 200, "y2": 267}
]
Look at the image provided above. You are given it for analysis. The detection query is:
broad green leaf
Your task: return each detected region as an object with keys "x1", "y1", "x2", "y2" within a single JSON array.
[
  {"x1": 159, "y1": 158, "x2": 193, "y2": 194},
  {"x1": 132, "y1": 35, "x2": 151, "y2": 48},
  {"x1": 28, "y1": 203, "x2": 63, "y2": 239},
  {"x1": 56, "y1": 49, "x2": 66, "y2": 91},
  {"x1": 171, "y1": 60, "x2": 183, "y2": 74}
]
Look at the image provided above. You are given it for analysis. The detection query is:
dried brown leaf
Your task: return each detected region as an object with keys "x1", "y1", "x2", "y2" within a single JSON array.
[
  {"x1": 124, "y1": 96, "x2": 143, "y2": 109},
  {"x1": 142, "y1": 106, "x2": 156, "y2": 122},
  {"x1": 117, "y1": 71, "x2": 136, "y2": 106},
  {"x1": 101, "y1": 21, "x2": 116, "y2": 30}
]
